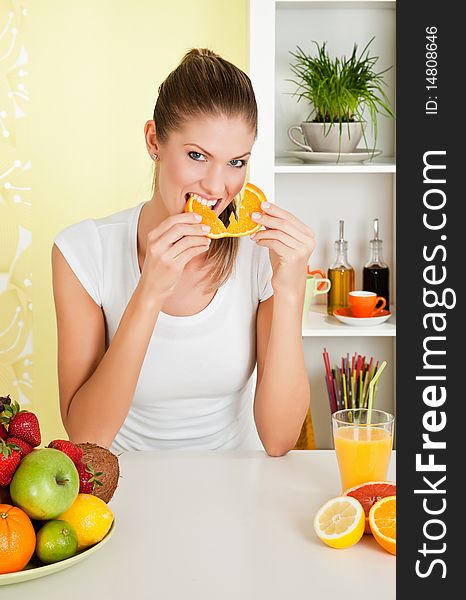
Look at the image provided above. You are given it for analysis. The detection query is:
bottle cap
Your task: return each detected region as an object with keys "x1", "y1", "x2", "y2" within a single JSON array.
[
  {"x1": 335, "y1": 220, "x2": 347, "y2": 251},
  {"x1": 371, "y1": 218, "x2": 382, "y2": 243}
]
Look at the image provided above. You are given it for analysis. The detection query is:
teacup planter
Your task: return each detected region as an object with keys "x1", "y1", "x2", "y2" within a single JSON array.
[
  {"x1": 288, "y1": 39, "x2": 395, "y2": 155},
  {"x1": 288, "y1": 121, "x2": 365, "y2": 153}
]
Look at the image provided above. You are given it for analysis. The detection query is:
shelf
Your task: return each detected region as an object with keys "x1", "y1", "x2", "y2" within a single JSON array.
[
  {"x1": 249, "y1": 0, "x2": 397, "y2": 448},
  {"x1": 275, "y1": 156, "x2": 396, "y2": 174},
  {"x1": 302, "y1": 304, "x2": 396, "y2": 337}
]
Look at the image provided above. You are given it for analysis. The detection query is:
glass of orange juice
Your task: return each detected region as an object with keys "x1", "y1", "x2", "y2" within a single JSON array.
[{"x1": 332, "y1": 408, "x2": 394, "y2": 492}]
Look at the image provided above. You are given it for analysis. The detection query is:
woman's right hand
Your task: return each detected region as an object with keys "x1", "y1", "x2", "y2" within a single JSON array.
[{"x1": 137, "y1": 212, "x2": 211, "y2": 301}]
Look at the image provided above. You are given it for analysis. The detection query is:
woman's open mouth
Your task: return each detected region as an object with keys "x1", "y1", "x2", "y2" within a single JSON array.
[{"x1": 185, "y1": 193, "x2": 222, "y2": 212}]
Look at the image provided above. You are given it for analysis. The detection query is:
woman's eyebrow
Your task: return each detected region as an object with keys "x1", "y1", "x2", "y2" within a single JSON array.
[{"x1": 184, "y1": 143, "x2": 251, "y2": 160}]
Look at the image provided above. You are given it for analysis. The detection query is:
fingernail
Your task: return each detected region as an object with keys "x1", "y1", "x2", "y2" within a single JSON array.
[
  {"x1": 202, "y1": 225, "x2": 211, "y2": 232},
  {"x1": 194, "y1": 214, "x2": 202, "y2": 221},
  {"x1": 251, "y1": 212, "x2": 262, "y2": 221},
  {"x1": 261, "y1": 202, "x2": 270, "y2": 209}
]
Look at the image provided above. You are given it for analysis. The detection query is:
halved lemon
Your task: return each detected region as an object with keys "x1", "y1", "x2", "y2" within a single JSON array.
[{"x1": 313, "y1": 496, "x2": 365, "y2": 549}]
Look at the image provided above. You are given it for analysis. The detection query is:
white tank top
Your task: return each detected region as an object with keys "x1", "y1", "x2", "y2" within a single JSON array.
[{"x1": 54, "y1": 202, "x2": 273, "y2": 452}]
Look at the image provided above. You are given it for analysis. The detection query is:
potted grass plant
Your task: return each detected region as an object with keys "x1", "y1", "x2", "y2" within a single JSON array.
[{"x1": 287, "y1": 37, "x2": 395, "y2": 154}]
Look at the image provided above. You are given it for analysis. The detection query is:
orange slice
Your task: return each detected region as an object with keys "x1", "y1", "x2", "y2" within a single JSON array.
[
  {"x1": 184, "y1": 182, "x2": 266, "y2": 239},
  {"x1": 369, "y1": 495, "x2": 396, "y2": 555}
]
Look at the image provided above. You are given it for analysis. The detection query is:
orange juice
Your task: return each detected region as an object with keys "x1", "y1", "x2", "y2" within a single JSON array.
[{"x1": 334, "y1": 426, "x2": 392, "y2": 491}]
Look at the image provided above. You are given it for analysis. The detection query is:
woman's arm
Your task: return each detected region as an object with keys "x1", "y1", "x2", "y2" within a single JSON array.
[
  {"x1": 253, "y1": 288, "x2": 310, "y2": 457},
  {"x1": 250, "y1": 201, "x2": 316, "y2": 456},
  {"x1": 52, "y1": 244, "x2": 163, "y2": 447},
  {"x1": 52, "y1": 211, "x2": 210, "y2": 447}
]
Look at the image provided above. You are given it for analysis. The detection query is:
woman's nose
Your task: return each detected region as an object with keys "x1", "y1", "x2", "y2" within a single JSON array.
[{"x1": 200, "y1": 164, "x2": 225, "y2": 198}]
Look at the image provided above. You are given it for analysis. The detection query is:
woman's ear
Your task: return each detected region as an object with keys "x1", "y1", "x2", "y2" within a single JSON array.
[{"x1": 144, "y1": 119, "x2": 159, "y2": 157}]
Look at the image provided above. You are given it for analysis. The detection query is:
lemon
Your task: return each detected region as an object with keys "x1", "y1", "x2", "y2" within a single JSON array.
[
  {"x1": 57, "y1": 494, "x2": 114, "y2": 551},
  {"x1": 314, "y1": 496, "x2": 365, "y2": 549}
]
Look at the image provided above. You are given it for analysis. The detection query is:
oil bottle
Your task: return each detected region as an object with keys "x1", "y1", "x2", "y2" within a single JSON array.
[
  {"x1": 363, "y1": 218, "x2": 390, "y2": 309},
  {"x1": 327, "y1": 220, "x2": 355, "y2": 315}
]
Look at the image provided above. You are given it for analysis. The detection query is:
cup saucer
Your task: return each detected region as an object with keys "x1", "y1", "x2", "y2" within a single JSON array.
[
  {"x1": 333, "y1": 308, "x2": 392, "y2": 327},
  {"x1": 285, "y1": 149, "x2": 382, "y2": 163}
]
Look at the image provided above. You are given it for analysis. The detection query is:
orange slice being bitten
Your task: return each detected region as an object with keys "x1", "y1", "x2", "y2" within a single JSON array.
[{"x1": 184, "y1": 182, "x2": 266, "y2": 239}]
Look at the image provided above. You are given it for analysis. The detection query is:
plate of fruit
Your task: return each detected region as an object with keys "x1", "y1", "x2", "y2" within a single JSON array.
[{"x1": 0, "y1": 394, "x2": 120, "y2": 585}]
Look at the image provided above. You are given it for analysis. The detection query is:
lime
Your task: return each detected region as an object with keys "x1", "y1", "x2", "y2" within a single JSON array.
[{"x1": 35, "y1": 519, "x2": 78, "y2": 564}]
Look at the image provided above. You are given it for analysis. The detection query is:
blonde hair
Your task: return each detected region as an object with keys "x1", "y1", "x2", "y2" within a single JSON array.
[{"x1": 152, "y1": 48, "x2": 258, "y2": 292}]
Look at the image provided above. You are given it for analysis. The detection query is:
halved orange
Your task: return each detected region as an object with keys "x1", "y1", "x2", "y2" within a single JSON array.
[
  {"x1": 369, "y1": 495, "x2": 396, "y2": 555},
  {"x1": 184, "y1": 182, "x2": 266, "y2": 239}
]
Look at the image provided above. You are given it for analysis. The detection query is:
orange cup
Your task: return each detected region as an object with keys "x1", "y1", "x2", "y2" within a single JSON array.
[{"x1": 348, "y1": 291, "x2": 386, "y2": 317}]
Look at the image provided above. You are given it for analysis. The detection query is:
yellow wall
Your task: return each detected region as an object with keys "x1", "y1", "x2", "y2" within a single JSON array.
[
  {"x1": 13, "y1": 1, "x2": 248, "y2": 443},
  {"x1": 0, "y1": 4, "x2": 33, "y2": 423}
]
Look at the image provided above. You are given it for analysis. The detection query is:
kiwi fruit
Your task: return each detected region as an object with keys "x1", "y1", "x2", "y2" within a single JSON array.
[{"x1": 76, "y1": 443, "x2": 120, "y2": 503}]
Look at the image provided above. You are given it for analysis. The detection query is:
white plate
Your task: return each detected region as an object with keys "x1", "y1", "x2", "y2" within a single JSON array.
[
  {"x1": 333, "y1": 309, "x2": 391, "y2": 327},
  {"x1": 285, "y1": 149, "x2": 382, "y2": 163}
]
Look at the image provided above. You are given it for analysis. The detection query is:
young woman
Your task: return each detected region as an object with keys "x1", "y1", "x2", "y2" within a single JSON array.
[{"x1": 52, "y1": 49, "x2": 315, "y2": 455}]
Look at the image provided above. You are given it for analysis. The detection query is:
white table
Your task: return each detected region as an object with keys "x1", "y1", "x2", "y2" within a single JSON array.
[{"x1": 4, "y1": 450, "x2": 396, "y2": 600}]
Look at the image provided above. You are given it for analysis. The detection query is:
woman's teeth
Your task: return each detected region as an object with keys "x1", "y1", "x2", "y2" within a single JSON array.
[{"x1": 188, "y1": 193, "x2": 218, "y2": 207}]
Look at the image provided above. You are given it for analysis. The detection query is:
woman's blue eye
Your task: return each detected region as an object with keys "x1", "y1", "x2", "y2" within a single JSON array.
[
  {"x1": 229, "y1": 159, "x2": 246, "y2": 168},
  {"x1": 188, "y1": 151, "x2": 206, "y2": 161}
]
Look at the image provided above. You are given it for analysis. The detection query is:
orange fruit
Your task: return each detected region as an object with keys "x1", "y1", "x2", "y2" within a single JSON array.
[
  {"x1": 184, "y1": 182, "x2": 266, "y2": 239},
  {"x1": 369, "y1": 495, "x2": 396, "y2": 555},
  {"x1": 0, "y1": 504, "x2": 36, "y2": 574},
  {"x1": 344, "y1": 481, "x2": 396, "y2": 534}
]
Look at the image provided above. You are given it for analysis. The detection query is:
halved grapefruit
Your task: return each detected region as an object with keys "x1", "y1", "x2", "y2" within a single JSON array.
[{"x1": 344, "y1": 481, "x2": 396, "y2": 534}]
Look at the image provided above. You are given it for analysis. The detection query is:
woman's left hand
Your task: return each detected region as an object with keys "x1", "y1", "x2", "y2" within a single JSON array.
[{"x1": 250, "y1": 202, "x2": 316, "y2": 296}]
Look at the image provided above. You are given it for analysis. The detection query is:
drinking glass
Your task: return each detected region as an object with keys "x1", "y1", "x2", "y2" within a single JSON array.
[{"x1": 332, "y1": 408, "x2": 394, "y2": 491}]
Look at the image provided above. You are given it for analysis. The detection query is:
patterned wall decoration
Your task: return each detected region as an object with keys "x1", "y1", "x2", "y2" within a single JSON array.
[{"x1": 0, "y1": 1, "x2": 32, "y2": 407}]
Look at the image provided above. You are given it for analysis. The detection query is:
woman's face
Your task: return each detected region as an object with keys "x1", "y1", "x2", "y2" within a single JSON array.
[{"x1": 152, "y1": 114, "x2": 256, "y2": 216}]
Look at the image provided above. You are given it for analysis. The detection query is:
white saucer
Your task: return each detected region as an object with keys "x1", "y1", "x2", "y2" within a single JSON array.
[
  {"x1": 285, "y1": 149, "x2": 382, "y2": 163},
  {"x1": 333, "y1": 308, "x2": 391, "y2": 327}
]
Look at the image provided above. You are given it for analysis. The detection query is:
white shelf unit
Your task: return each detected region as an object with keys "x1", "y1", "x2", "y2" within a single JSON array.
[
  {"x1": 275, "y1": 156, "x2": 396, "y2": 174},
  {"x1": 302, "y1": 305, "x2": 396, "y2": 337},
  {"x1": 250, "y1": 0, "x2": 396, "y2": 448}
]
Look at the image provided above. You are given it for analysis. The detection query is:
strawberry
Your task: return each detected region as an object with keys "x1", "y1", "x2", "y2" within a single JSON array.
[
  {"x1": 47, "y1": 439, "x2": 83, "y2": 465},
  {"x1": 0, "y1": 439, "x2": 21, "y2": 486},
  {"x1": 6, "y1": 436, "x2": 33, "y2": 458},
  {"x1": 1, "y1": 400, "x2": 41, "y2": 447},
  {"x1": 76, "y1": 461, "x2": 103, "y2": 494},
  {"x1": 0, "y1": 394, "x2": 12, "y2": 413},
  {"x1": 0, "y1": 395, "x2": 11, "y2": 441}
]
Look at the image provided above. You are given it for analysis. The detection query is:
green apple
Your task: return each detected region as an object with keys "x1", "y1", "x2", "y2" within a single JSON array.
[{"x1": 10, "y1": 448, "x2": 79, "y2": 519}]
